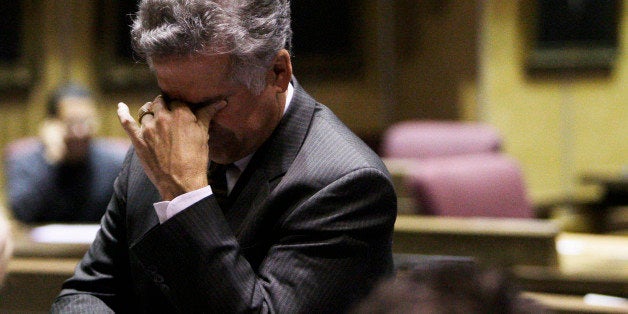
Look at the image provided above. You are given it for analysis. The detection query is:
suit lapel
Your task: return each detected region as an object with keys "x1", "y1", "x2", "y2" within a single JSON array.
[
  {"x1": 258, "y1": 78, "x2": 317, "y2": 182},
  {"x1": 225, "y1": 78, "x2": 317, "y2": 237}
]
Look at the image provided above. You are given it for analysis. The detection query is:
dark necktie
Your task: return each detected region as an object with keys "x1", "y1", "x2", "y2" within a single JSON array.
[{"x1": 208, "y1": 162, "x2": 229, "y2": 210}]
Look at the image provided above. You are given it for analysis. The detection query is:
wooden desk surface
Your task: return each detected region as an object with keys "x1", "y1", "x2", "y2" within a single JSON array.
[
  {"x1": 395, "y1": 215, "x2": 561, "y2": 237},
  {"x1": 2, "y1": 221, "x2": 93, "y2": 312},
  {"x1": 515, "y1": 232, "x2": 628, "y2": 297},
  {"x1": 11, "y1": 222, "x2": 94, "y2": 258},
  {"x1": 4, "y1": 217, "x2": 627, "y2": 309},
  {"x1": 393, "y1": 215, "x2": 628, "y2": 297},
  {"x1": 8, "y1": 257, "x2": 80, "y2": 275},
  {"x1": 2, "y1": 258, "x2": 81, "y2": 313},
  {"x1": 557, "y1": 232, "x2": 628, "y2": 276},
  {"x1": 1, "y1": 223, "x2": 91, "y2": 312},
  {"x1": 393, "y1": 215, "x2": 560, "y2": 267},
  {"x1": 523, "y1": 292, "x2": 628, "y2": 314}
]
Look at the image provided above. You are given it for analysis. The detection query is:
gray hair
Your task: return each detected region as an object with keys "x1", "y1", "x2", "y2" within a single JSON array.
[{"x1": 131, "y1": 0, "x2": 292, "y2": 94}]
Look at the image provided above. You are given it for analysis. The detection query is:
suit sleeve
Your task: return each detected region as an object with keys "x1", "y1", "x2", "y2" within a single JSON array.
[{"x1": 131, "y1": 166, "x2": 397, "y2": 313}]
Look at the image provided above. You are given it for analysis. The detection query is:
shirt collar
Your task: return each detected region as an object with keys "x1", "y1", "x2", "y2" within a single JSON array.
[{"x1": 284, "y1": 82, "x2": 294, "y2": 115}]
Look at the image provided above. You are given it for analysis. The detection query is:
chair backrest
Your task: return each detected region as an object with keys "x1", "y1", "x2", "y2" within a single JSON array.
[
  {"x1": 404, "y1": 154, "x2": 534, "y2": 218},
  {"x1": 381, "y1": 121, "x2": 502, "y2": 159}
]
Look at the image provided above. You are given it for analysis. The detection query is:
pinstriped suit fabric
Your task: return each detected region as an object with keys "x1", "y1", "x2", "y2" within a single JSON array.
[{"x1": 52, "y1": 79, "x2": 397, "y2": 313}]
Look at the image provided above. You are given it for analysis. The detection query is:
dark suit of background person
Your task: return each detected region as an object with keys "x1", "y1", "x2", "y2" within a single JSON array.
[{"x1": 4, "y1": 85, "x2": 126, "y2": 223}]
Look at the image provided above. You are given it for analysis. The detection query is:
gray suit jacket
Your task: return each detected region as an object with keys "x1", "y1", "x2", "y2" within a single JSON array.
[{"x1": 52, "y1": 80, "x2": 397, "y2": 313}]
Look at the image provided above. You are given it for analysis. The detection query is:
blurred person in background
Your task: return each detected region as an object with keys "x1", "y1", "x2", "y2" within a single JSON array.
[{"x1": 4, "y1": 84, "x2": 127, "y2": 223}]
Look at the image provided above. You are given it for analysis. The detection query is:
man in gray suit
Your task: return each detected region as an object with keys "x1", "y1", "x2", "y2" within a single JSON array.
[{"x1": 52, "y1": 0, "x2": 397, "y2": 312}]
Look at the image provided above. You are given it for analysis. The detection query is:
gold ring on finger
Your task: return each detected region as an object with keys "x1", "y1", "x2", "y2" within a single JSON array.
[{"x1": 138, "y1": 107, "x2": 154, "y2": 123}]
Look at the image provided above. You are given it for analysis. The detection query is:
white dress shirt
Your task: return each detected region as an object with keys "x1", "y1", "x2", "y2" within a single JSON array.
[{"x1": 154, "y1": 83, "x2": 294, "y2": 223}]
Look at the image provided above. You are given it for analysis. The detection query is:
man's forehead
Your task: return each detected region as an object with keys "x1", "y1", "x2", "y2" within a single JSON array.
[
  {"x1": 153, "y1": 54, "x2": 236, "y2": 102},
  {"x1": 152, "y1": 53, "x2": 231, "y2": 75}
]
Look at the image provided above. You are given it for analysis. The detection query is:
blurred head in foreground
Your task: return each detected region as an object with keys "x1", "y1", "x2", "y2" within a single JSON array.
[{"x1": 350, "y1": 261, "x2": 549, "y2": 314}]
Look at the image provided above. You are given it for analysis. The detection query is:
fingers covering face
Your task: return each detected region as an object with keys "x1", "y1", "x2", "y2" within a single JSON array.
[
  {"x1": 196, "y1": 100, "x2": 227, "y2": 130},
  {"x1": 118, "y1": 95, "x2": 228, "y2": 144}
]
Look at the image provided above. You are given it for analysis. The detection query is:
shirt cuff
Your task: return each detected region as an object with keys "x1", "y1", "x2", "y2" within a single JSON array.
[{"x1": 153, "y1": 186, "x2": 213, "y2": 223}]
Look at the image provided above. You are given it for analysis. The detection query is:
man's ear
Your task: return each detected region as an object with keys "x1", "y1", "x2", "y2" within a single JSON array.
[{"x1": 268, "y1": 49, "x2": 292, "y2": 93}]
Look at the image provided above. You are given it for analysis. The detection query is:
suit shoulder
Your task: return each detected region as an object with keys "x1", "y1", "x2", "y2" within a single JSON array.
[{"x1": 300, "y1": 103, "x2": 389, "y2": 176}]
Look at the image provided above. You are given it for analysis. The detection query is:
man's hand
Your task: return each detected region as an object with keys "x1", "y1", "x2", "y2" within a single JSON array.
[{"x1": 117, "y1": 95, "x2": 226, "y2": 200}]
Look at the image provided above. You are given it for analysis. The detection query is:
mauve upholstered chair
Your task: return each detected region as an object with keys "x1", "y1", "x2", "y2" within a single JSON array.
[
  {"x1": 403, "y1": 154, "x2": 534, "y2": 218},
  {"x1": 381, "y1": 121, "x2": 502, "y2": 159}
]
